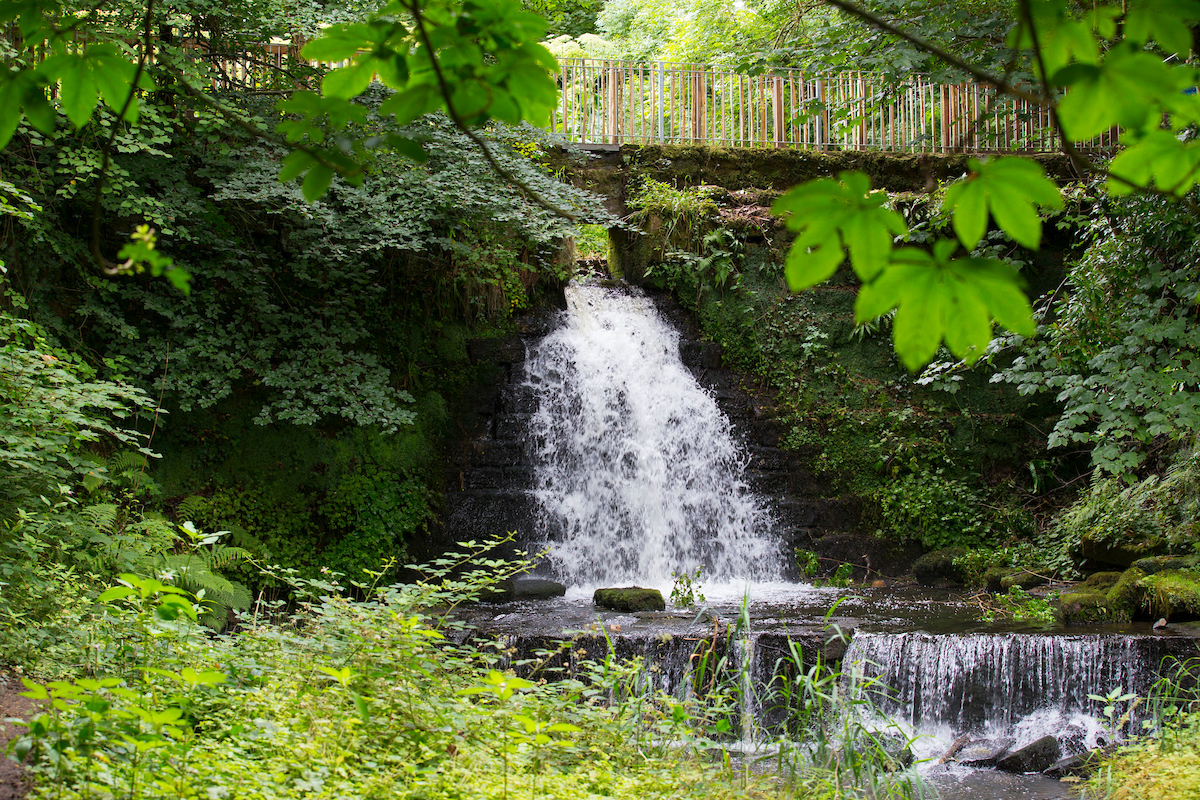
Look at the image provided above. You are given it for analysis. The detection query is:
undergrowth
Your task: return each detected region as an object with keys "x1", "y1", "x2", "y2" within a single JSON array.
[{"x1": 5, "y1": 541, "x2": 929, "y2": 800}]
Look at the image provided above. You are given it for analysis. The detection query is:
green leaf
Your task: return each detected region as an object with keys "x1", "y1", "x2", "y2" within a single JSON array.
[
  {"x1": 279, "y1": 150, "x2": 317, "y2": 183},
  {"x1": 856, "y1": 243, "x2": 1034, "y2": 371},
  {"x1": 322, "y1": 61, "x2": 376, "y2": 100},
  {"x1": 301, "y1": 24, "x2": 375, "y2": 62},
  {"x1": 942, "y1": 158, "x2": 1062, "y2": 250},
  {"x1": 97, "y1": 585, "x2": 136, "y2": 602},
  {"x1": 1124, "y1": 0, "x2": 1200, "y2": 55},
  {"x1": 386, "y1": 135, "x2": 428, "y2": 163},
  {"x1": 784, "y1": 234, "x2": 845, "y2": 291},
  {"x1": 302, "y1": 164, "x2": 335, "y2": 202},
  {"x1": 773, "y1": 171, "x2": 907, "y2": 288},
  {"x1": 378, "y1": 83, "x2": 440, "y2": 125}
]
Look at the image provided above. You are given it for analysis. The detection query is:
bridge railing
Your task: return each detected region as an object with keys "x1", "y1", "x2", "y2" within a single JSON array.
[{"x1": 550, "y1": 58, "x2": 1113, "y2": 154}]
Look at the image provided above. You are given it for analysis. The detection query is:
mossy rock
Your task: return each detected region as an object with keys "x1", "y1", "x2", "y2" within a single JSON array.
[
  {"x1": 1140, "y1": 569, "x2": 1200, "y2": 620},
  {"x1": 1132, "y1": 555, "x2": 1200, "y2": 576},
  {"x1": 1105, "y1": 568, "x2": 1149, "y2": 622},
  {"x1": 1080, "y1": 532, "x2": 1166, "y2": 568},
  {"x1": 983, "y1": 567, "x2": 1012, "y2": 593},
  {"x1": 912, "y1": 547, "x2": 967, "y2": 587},
  {"x1": 1001, "y1": 570, "x2": 1049, "y2": 591},
  {"x1": 1056, "y1": 587, "x2": 1112, "y2": 624},
  {"x1": 1083, "y1": 571, "x2": 1124, "y2": 591},
  {"x1": 593, "y1": 587, "x2": 666, "y2": 612}
]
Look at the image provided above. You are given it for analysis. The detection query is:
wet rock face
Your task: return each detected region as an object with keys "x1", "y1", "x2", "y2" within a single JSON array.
[
  {"x1": 593, "y1": 587, "x2": 666, "y2": 612},
  {"x1": 487, "y1": 579, "x2": 568, "y2": 602},
  {"x1": 996, "y1": 735, "x2": 1061, "y2": 774},
  {"x1": 912, "y1": 547, "x2": 968, "y2": 587},
  {"x1": 956, "y1": 737, "x2": 1014, "y2": 768}
]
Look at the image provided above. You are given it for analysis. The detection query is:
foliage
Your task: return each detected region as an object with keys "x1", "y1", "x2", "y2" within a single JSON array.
[
  {"x1": 774, "y1": 168, "x2": 1043, "y2": 372},
  {"x1": 766, "y1": 0, "x2": 1200, "y2": 373},
  {"x1": 0, "y1": 299, "x2": 155, "y2": 515},
  {"x1": 793, "y1": 550, "x2": 856, "y2": 587},
  {"x1": 1098, "y1": 657, "x2": 1200, "y2": 800},
  {"x1": 593, "y1": 0, "x2": 782, "y2": 64},
  {"x1": 669, "y1": 565, "x2": 705, "y2": 609},
  {"x1": 1040, "y1": 442, "x2": 1200, "y2": 577},
  {"x1": 998, "y1": 192, "x2": 1200, "y2": 475},
  {"x1": 757, "y1": 0, "x2": 1018, "y2": 81},
  {"x1": 6, "y1": 546, "x2": 926, "y2": 800},
  {"x1": 879, "y1": 468, "x2": 995, "y2": 550},
  {"x1": 0, "y1": 0, "x2": 561, "y2": 208},
  {"x1": 978, "y1": 586, "x2": 1057, "y2": 624}
]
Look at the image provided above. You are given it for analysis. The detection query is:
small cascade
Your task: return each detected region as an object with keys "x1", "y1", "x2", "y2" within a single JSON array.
[
  {"x1": 844, "y1": 631, "x2": 1146, "y2": 739},
  {"x1": 523, "y1": 282, "x2": 779, "y2": 586}
]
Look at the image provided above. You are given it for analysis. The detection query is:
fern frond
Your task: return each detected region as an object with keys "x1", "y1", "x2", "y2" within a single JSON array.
[
  {"x1": 81, "y1": 503, "x2": 119, "y2": 534},
  {"x1": 176, "y1": 495, "x2": 209, "y2": 525},
  {"x1": 108, "y1": 451, "x2": 149, "y2": 474}
]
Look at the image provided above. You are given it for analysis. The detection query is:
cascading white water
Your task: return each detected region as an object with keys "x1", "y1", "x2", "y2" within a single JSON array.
[
  {"x1": 523, "y1": 282, "x2": 779, "y2": 586},
  {"x1": 845, "y1": 631, "x2": 1144, "y2": 746}
]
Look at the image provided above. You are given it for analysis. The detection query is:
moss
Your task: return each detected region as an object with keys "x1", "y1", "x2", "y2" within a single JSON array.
[
  {"x1": 1084, "y1": 571, "x2": 1124, "y2": 590},
  {"x1": 1106, "y1": 567, "x2": 1149, "y2": 622},
  {"x1": 1056, "y1": 587, "x2": 1112, "y2": 624},
  {"x1": 1139, "y1": 569, "x2": 1200, "y2": 619},
  {"x1": 615, "y1": 144, "x2": 1076, "y2": 194},
  {"x1": 593, "y1": 587, "x2": 666, "y2": 612},
  {"x1": 1100, "y1": 714, "x2": 1200, "y2": 800},
  {"x1": 1001, "y1": 570, "x2": 1049, "y2": 591},
  {"x1": 1132, "y1": 555, "x2": 1200, "y2": 575}
]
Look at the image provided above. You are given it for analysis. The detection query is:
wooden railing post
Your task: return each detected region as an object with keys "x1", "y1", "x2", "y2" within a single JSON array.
[{"x1": 772, "y1": 76, "x2": 784, "y2": 147}]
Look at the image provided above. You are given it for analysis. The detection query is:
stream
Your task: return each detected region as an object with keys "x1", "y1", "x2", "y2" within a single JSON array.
[{"x1": 452, "y1": 280, "x2": 1200, "y2": 799}]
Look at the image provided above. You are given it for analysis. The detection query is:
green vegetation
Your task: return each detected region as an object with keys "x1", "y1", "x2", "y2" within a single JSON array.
[
  {"x1": 5, "y1": 0, "x2": 1200, "y2": 797},
  {"x1": 6, "y1": 544, "x2": 926, "y2": 800}
]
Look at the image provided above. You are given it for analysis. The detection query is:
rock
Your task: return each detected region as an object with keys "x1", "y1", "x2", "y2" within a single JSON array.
[
  {"x1": 466, "y1": 336, "x2": 525, "y2": 364},
  {"x1": 1000, "y1": 570, "x2": 1049, "y2": 591},
  {"x1": 512, "y1": 579, "x2": 567, "y2": 599},
  {"x1": 593, "y1": 587, "x2": 666, "y2": 612},
  {"x1": 1079, "y1": 531, "x2": 1165, "y2": 568},
  {"x1": 957, "y1": 737, "x2": 1014, "y2": 768},
  {"x1": 813, "y1": 531, "x2": 922, "y2": 579},
  {"x1": 912, "y1": 547, "x2": 968, "y2": 587},
  {"x1": 1084, "y1": 571, "x2": 1124, "y2": 590},
  {"x1": 1056, "y1": 587, "x2": 1111, "y2": 624},
  {"x1": 983, "y1": 567, "x2": 1011, "y2": 593},
  {"x1": 1105, "y1": 567, "x2": 1148, "y2": 622},
  {"x1": 1043, "y1": 748, "x2": 1106, "y2": 778},
  {"x1": 1131, "y1": 555, "x2": 1199, "y2": 576},
  {"x1": 996, "y1": 735, "x2": 1062, "y2": 773},
  {"x1": 1139, "y1": 569, "x2": 1200, "y2": 619}
]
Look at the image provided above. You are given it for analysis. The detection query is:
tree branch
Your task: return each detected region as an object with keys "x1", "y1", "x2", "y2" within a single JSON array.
[
  {"x1": 402, "y1": 0, "x2": 580, "y2": 222},
  {"x1": 821, "y1": 0, "x2": 1049, "y2": 107},
  {"x1": 88, "y1": 0, "x2": 154, "y2": 274}
]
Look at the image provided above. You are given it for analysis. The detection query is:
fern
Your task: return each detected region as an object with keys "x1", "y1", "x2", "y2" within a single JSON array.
[
  {"x1": 159, "y1": 548, "x2": 253, "y2": 629},
  {"x1": 175, "y1": 495, "x2": 209, "y2": 525}
]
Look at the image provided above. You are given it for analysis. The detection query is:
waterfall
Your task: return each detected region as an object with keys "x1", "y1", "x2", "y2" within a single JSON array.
[
  {"x1": 523, "y1": 282, "x2": 779, "y2": 587},
  {"x1": 844, "y1": 631, "x2": 1146, "y2": 744}
]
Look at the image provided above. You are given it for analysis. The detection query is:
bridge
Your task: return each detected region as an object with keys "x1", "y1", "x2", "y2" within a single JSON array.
[
  {"x1": 549, "y1": 58, "x2": 1108, "y2": 155},
  {"x1": 163, "y1": 45, "x2": 1107, "y2": 156}
]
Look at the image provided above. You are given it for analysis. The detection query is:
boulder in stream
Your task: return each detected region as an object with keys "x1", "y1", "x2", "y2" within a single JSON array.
[
  {"x1": 512, "y1": 579, "x2": 567, "y2": 599},
  {"x1": 996, "y1": 735, "x2": 1061, "y2": 773},
  {"x1": 956, "y1": 737, "x2": 1014, "y2": 768},
  {"x1": 912, "y1": 547, "x2": 967, "y2": 587},
  {"x1": 593, "y1": 587, "x2": 666, "y2": 612},
  {"x1": 1043, "y1": 748, "x2": 1106, "y2": 778}
]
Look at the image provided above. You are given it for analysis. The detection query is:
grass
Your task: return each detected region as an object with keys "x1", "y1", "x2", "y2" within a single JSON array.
[{"x1": 6, "y1": 544, "x2": 927, "y2": 800}]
